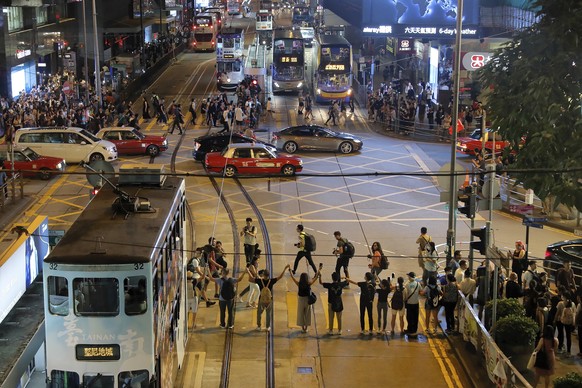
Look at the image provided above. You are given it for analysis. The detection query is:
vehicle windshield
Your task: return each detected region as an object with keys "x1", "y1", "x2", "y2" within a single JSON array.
[
  {"x1": 22, "y1": 147, "x2": 40, "y2": 160},
  {"x1": 80, "y1": 129, "x2": 100, "y2": 142},
  {"x1": 131, "y1": 129, "x2": 145, "y2": 139}
]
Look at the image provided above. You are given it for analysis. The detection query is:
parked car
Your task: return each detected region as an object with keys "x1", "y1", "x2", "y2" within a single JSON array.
[
  {"x1": 192, "y1": 133, "x2": 275, "y2": 161},
  {"x1": 0, "y1": 145, "x2": 66, "y2": 180},
  {"x1": 456, "y1": 128, "x2": 510, "y2": 156},
  {"x1": 271, "y1": 124, "x2": 363, "y2": 154},
  {"x1": 205, "y1": 143, "x2": 303, "y2": 177},
  {"x1": 96, "y1": 127, "x2": 168, "y2": 156},
  {"x1": 545, "y1": 239, "x2": 582, "y2": 284},
  {"x1": 14, "y1": 127, "x2": 117, "y2": 163}
]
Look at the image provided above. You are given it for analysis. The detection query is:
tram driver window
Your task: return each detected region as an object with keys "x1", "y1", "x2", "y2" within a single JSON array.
[
  {"x1": 73, "y1": 278, "x2": 120, "y2": 316},
  {"x1": 119, "y1": 370, "x2": 149, "y2": 388},
  {"x1": 48, "y1": 276, "x2": 69, "y2": 316},
  {"x1": 125, "y1": 276, "x2": 147, "y2": 315}
]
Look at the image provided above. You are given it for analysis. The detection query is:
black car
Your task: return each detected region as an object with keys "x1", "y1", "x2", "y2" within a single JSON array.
[
  {"x1": 192, "y1": 133, "x2": 275, "y2": 161},
  {"x1": 544, "y1": 239, "x2": 582, "y2": 283}
]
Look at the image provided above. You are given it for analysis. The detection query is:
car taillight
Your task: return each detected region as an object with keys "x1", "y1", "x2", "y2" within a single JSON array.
[
  {"x1": 212, "y1": 40, "x2": 215, "y2": 45},
  {"x1": 545, "y1": 250, "x2": 552, "y2": 259},
  {"x1": 271, "y1": 134, "x2": 279, "y2": 140}
]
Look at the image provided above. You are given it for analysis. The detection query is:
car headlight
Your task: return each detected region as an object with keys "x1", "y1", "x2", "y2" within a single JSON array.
[
  {"x1": 274, "y1": 82, "x2": 280, "y2": 88},
  {"x1": 297, "y1": 82, "x2": 303, "y2": 88},
  {"x1": 316, "y1": 88, "x2": 321, "y2": 95},
  {"x1": 163, "y1": 139, "x2": 168, "y2": 146},
  {"x1": 56, "y1": 162, "x2": 63, "y2": 169}
]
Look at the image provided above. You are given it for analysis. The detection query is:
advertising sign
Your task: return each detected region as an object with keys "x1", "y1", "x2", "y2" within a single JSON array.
[{"x1": 461, "y1": 52, "x2": 493, "y2": 71}]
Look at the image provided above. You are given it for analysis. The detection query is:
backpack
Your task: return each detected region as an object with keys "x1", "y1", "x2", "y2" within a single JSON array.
[
  {"x1": 380, "y1": 255, "x2": 389, "y2": 270},
  {"x1": 561, "y1": 303, "x2": 575, "y2": 325},
  {"x1": 220, "y1": 278, "x2": 236, "y2": 300},
  {"x1": 391, "y1": 286, "x2": 404, "y2": 310},
  {"x1": 527, "y1": 270, "x2": 541, "y2": 290},
  {"x1": 343, "y1": 240, "x2": 355, "y2": 258},
  {"x1": 259, "y1": 279, "x2": 272, "y2": 307},
  {"x1": 303, "y1": 233, "x2": 316, "y2": 252},
  {"x1": 427, "y1": 285, "x2": 440, "y2": 308}
]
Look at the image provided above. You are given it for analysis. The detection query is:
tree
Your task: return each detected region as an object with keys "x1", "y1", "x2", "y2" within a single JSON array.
[{"x1": 478, "y1": 0, "x2": 582, "y2": 209}]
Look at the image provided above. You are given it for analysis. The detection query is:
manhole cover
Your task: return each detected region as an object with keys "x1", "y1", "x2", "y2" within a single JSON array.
[{"x1": 297, "y1": 367, "x2": 313, "y2": 374}]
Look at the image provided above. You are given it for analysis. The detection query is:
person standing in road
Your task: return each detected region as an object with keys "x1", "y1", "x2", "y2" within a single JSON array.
[
  {"x1": 207, "y1": 268, "x2": 246, "y2": 329},
  {"x1": 391, "y1": 276, "x2": 406, "y2": 336},
  {"x1": 347, "y1": 272, "x2": 376, "y2": 335},
  {"x1": 510, "y1": 240, "x2": 527, "y2": 286},
  {"x1": 416, "y1": 227, "x2": 432, "y2": 271},
  {"x1": 404, "y1": 272, "x2": 421, "y2": 336},
  {"x1": 189, "y1": 98, "x2": 197, "y2": 125},
  {"x1": 240, "y1": 217, "x2": 257, "y2": 265},
  {"x1": 169, "y1": 104, "x2": 184, "y2": 134},
  {"x1": 368, "y1": 241, "x2": 384, "y2": 278},
  {"x1": 292, "y1": 224, "x2": 318, "y2": 275},
  {"x1": 376, "y1": 278, "x2": 391, "y2": 334},
  {"x1": 289, "y1": 269, "x2": 320, "y2": 333},
  {"x1": 333, "y1": 231, "x2": 352, "y2": 283},
  {"x1": 256, "y1": 265, "x2": 290, "y2": 331},
  {"x1": 319, "y1": 271, "x2": 348, "y2": 335}
]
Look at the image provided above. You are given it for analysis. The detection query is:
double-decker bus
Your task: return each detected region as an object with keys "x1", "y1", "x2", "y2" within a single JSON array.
[
  {"x1": 192, "y1": 13, "x2": 217, "y2": 51},
  {"x1": 259, "y1": 0, "x2": 272, "y2": 11},
  {"x1": 272, "y1": 29, "x2": 304, "y2": 93},
  {"x1": 43, "y1": 175, "x2": 191, "y2": 388},
  {"x1": 292, "y1": 5, "x2": 313, "y2": 26},
  {"x1": 227, "y1": 0, "x2": 241, "y2": 15},
  {"x1": 216, "y1": 27, "x2": 245, "y2": 91},
  {"x1": 313, "y1": 34, "x2": 353, "y2": 103},
  {"x1": 256, "y1": 10, "x2": 273, "y2": 47}
]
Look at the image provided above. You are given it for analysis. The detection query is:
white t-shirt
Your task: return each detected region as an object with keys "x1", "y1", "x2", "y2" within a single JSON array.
[{"x1": 191, "y1": 258, "x2": 201, "y2": 279}]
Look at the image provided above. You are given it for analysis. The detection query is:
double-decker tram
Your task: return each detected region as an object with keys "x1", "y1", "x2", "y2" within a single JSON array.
[
  {"x1": 192, "y1": 13, "x2": 217, "y2": 52},
  {"x1": 256, "y1": 9, "x2": 273, "y2": 47},
  {"x1": 43, "y1": 175, "x2": 191, "y2": 388},
  {"x1": 226, "y1": 0, "x2": 241, "y2": 15},
  {"x1": 313, "y1": 34, "x2": 353, "y2": 103},
  {"x1": 271, "y1": 29, "x2": 304, "y2": 93},
  {"x1": 216, "y1": 27, "x2": 245, "y2": 91}
]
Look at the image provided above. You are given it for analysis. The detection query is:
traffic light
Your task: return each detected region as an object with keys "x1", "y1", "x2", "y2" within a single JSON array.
[
  {"x1": 458, "y1": 187, "x2": 476, "y2": 219},
  {"x1": 470, "y1": 226, "x2": 488, "y2": 255}
]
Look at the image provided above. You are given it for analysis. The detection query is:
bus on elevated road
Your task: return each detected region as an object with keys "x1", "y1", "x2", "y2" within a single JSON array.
[
  {"x1": 313, "y1": 34, "x2": 353, "y2": 103},
  {"x1": 271, "y1": 29, "x2": 304, "y2": 93}
]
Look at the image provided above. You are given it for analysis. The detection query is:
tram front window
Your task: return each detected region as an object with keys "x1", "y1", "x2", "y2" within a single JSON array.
[
  {"x1": 73, "y1": 278, "x2": 119, "y2": 316},
  {"x1": 48, "y1": 276, "x2": 69, "y2": 316},
  {"x1": 125, "y1": 276, "x2": 147, "y2": 315},
  {"x1": 83, "y1": 374, "x2": 115, "y2": 388},
  {"x1": 119, "y1": 370, "x2": 149, "y2": 388},
  {"x1": 51, "y1": 370, "x2": 79, "y2": 387}
]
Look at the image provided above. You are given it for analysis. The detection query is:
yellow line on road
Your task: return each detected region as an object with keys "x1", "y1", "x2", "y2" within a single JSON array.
[{"x1": 418, "y1": 307, "x2": 462, "y2": 388}]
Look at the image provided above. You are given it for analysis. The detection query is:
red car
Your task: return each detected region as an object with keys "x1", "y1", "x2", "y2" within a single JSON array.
[
  {"x1": 0, "y1": 145, "x2": 66, "y2": 180},
  {"x1": 205, "y1": 143, "x2": 303, "y2": 177},
  {"x1": 96, "y1": 127, "x2": 168, "y2": 156},
  {"x1": 456, "y1": 129, "x2": 510, "y2": 156}
]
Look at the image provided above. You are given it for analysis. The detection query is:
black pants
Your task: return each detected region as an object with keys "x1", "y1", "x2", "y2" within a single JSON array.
[
  {"x1": 557, "y1": 321, "x2": 573, "y2": 352},
  {"x1": 293, "y1": 250, "x2": 317, "y2": 273},
  {"x1": 335, "y1": 256, "x2": 349, "y2": 277},
  {"x1": 360, "y1": 300, "x2": 373, "y2": 331},
  {"x1": 443, "y1": 301, "x2": 456, "y2": 331},
  {"x1": 405, "y1": 302, "x2": 419, "y2": 334},
  {"x1": 219, "y1": 299, "x2": 234, "y2": 327},
  {"x1": 244, "y1": 244, "x2": 255, "y2": 265}
]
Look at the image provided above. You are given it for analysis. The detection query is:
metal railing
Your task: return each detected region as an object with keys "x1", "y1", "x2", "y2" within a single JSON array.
[{"x1": 0, "y1": 172, "x2": 24, "y2": 211}]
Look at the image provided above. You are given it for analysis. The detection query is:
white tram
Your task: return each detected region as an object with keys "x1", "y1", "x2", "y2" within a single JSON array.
[{"x1": 43, "y1": 176, "x2": 190, "y2": 388}]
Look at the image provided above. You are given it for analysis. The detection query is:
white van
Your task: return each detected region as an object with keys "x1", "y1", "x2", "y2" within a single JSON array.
[{"x1": 14, "y1": 127, "x2": 118, "y2": 163}]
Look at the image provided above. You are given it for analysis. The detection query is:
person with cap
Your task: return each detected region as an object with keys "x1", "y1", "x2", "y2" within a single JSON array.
[{"x1": 404, "y1": 271, "x2": 421, "y2": 336}]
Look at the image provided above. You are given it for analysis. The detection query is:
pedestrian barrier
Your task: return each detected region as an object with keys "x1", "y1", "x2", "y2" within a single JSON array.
[{"x1": 457, "y1": 294, "x2": 532, "y2": 387}]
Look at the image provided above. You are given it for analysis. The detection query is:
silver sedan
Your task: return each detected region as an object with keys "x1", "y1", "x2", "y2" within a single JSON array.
[{"x1": 271, "y1": 125, "x2": 363, "y2": 154}]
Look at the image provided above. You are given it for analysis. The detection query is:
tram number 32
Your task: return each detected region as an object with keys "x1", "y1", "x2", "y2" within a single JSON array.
[{"x1": 134, "y1": 263, "x2": 144, "y2": 270}]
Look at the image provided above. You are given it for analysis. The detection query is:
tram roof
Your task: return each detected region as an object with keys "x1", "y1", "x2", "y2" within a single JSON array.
[
  {"x1": 273, "y1": 28, "x2": 303, "y2": 40},
  {"x1": 219, "y1": 27, "x2": 244, "y2": 35},
  {"x1": 45, "y1": 176, "x2": 185, "y2": 265},
  {"x1": 317, "y1": 34, "x2": 350, "y2": 46}
]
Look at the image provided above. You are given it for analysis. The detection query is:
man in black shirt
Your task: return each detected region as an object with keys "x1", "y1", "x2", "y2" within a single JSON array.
[{"x1": 319, "y1": 272, "x2": 348, "y2": 335}]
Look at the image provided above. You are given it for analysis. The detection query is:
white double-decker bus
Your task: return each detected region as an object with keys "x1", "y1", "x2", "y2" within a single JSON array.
[
  {"x1": 256, "y1": 10, "x2": 273, "y2": 48},
  {"x1": 192, "y1": 13, "x2": 217, "y2": 52}
]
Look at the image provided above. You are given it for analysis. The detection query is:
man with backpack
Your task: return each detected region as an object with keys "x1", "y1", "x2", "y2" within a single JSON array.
[
  {"x1": 256, "y1": 264, "x2": 290, "y2": 331},
  {"x1": 292, "y1": 225, "x2": 318, "y2": 275},
  {"x1": 523, "y1": 260, "x2": 541, "y2": 290},
  {"x1": 207, "y1": 268, "x2": 247, "y2": 329},
  {"x1": 333, "y1": 231, "x2": 354, "y2": 285}
]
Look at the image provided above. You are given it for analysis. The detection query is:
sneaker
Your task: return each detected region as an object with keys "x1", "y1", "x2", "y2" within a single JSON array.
[
  {"x1": 256, "y1": 326, "x2": 262, "y2": 331},
  {"x1": 361, "y1": 330, "x2": 366, "y2": 335},
  {"x1": 327, "y1": 330, "x2": 333, "y2": 335},
  {"x1": 337, "y1": 330, "x2": 342, "y2": 335},
  {"x1": 228, "y1": 325, "x2": 234, "y2": 329},
  {"x1": 557, "y1": 347, "x2": 565, "y2": 354},
  {"x1": 206, "y1": 301, "x2": 216, "y2": 307},
  {"x1": 214, "y1": 293, "x2": 219, "y2": 298},
  {"x1": 266, "y1": 327, "x2": 271, "y2": 332},
  {"x1": 576, "y1": 353, "x2": 582, "y2": 357},
  {"x1": 220, "y1": 324, "x2": 226, "y2": 329}
]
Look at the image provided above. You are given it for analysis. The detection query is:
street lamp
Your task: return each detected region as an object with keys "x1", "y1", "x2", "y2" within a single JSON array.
[
  {"x1": 92, "y1": 0, "x2": 103, "y2": 106},
  {"x1": 82, "y1": 0, "x2": 90, "y2": 103}
]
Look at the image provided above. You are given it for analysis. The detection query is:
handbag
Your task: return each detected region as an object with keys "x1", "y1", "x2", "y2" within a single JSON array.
[
  {"x1": 527, "y1": 351, "x2": 537, "y2": 370},
  {"x1": 308, "y1": 291, "x2": 317, "y2": 305}
]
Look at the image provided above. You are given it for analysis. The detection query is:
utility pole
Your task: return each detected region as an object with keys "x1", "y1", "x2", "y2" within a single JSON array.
[
  {"x1": 446, "y1": 0, "x2": 464, "y2": 263},
  {"x1": 92, "y1": 0, "x2": 102, "y2": 106}
]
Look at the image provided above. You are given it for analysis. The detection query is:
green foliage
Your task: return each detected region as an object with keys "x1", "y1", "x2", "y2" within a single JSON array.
[
  {"x1": 478, "y1": 0, "x2": 582, "y2": 209},
  {"x1": 554, "y1": 372, "x2": 582, "y2": 388},
  {"x1": 495, "y1": 314, "x2": 539, "y2": 347},
  {"x1": 485, "y1": 298, "x2": 525, "y2": 320}
]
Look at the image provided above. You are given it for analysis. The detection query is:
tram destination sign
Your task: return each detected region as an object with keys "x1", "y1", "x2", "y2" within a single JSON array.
[{"x1": 76, "y1": 344, "x2": 121, "y2": 360}]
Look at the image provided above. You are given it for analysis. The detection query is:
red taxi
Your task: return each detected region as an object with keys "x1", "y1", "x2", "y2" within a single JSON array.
[
  {"x1": 0, "y1": 145, "x2": 66, "y2": 180},
  {"x1": 456, "y1": 129, "x2": 510, "y2": 156},
  {"x1": 96, "y1": 127, "x2": 168, "y2": 156},
  {"x1": 205, "y1": 143, "x2": 303, "y2": 177}
]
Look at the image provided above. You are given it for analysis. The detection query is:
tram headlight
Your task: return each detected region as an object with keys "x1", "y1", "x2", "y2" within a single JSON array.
[
  {"x1": 347, "y1": 89, "x2": 352, "y2": 96},
  {"x1": 274, "y1": 82, "x2": 280, "y2": 88},
  {"x1": 316, "y1": 88, "x2": 321, "y2": 95},
  {"x1": 297, "y1": 82, "x2": 303, "y2": 88}
]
